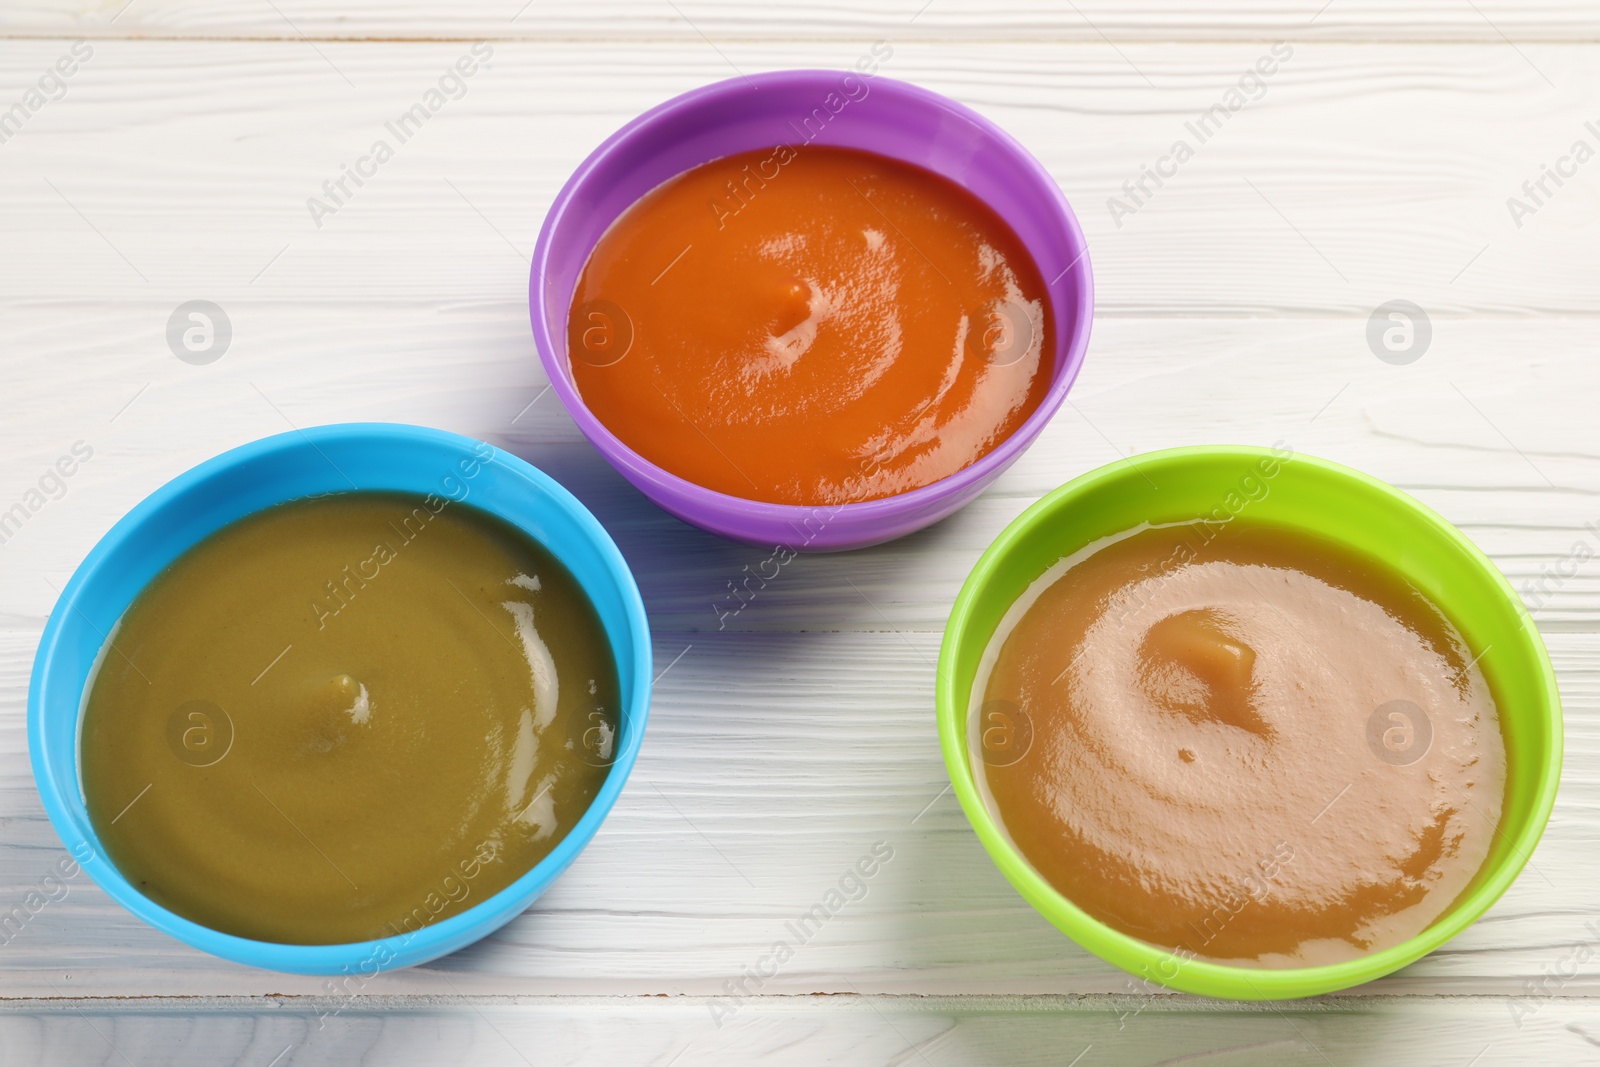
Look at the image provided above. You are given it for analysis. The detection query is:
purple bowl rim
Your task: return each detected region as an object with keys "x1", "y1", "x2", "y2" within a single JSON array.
[{"x1": 529, "y1": 68, "x2": 1094, "y2": 534}]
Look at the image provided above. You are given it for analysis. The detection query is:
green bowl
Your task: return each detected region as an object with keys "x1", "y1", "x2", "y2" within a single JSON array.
[{"x1": 936, "y1": 444, "x2": 1562, "y2": 999}]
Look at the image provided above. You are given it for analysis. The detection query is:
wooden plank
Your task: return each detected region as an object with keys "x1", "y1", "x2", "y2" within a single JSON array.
[
  {"x1": 0, "y1": 42, "x2": 1594, "y2": 316},
  {"x1": 4, "y1": 0, "x2": 1600, "y2": 43},
  {"x1": 0, "y1": 631, "x2": 1592, "y2": 997},
  {"x1": 1, "y1": 994, "x2": 1597, "y2": 1065},
  {"x1": 2, "y1": 312, "x2": 1594, "y2": 631}
]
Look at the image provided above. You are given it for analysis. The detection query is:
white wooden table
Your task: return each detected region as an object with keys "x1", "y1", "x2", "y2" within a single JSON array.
[{"x1": 2, "y1": 2, "x2": 1598, "y2": 1062}]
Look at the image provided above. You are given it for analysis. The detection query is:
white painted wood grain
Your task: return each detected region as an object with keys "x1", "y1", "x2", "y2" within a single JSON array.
[
  {"x1": 1, "y1": 12, "x2": 1598, "y2": 1057},
  {"x1": 0, "y1": 41, "x2": 1594, "y2": 316},
  {"x1": 4, "y1": 0, "x2": 1600, "y2": 43},
  {"x1": 0, "y1": 630, "x2": 1593, "y2": 999},
  {"x1": 2, "y1": 311, "x2": 1594, "y2": 630},
  {"x1": 1, "y1": 994, "x2": 1595, "y2": 1066}
]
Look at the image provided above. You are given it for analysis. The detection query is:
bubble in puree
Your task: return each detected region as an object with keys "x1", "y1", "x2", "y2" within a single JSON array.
[
  {"x1": 568, "y1": 145, "x2": 1054, "y2": 505},
  {"x1": 80, "y1": 491, "x2": 620, "y2": 945},
  {"x1": 973, "y1": 515, "x2": 1506, "y2": 967}
]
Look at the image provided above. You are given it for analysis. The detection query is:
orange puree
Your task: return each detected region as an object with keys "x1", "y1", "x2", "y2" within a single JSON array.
[
  {"x1": 975, "y1": 520, "x2": 1506, "y2": 967},
  {"x1": 568, "y1": 145, "x2": 1053, "y2": 506}
]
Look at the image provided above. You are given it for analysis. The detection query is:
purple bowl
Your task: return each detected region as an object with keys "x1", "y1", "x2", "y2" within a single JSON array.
[{"x1": 530, "y1": 69, "x2": 1093, "y2": 551}]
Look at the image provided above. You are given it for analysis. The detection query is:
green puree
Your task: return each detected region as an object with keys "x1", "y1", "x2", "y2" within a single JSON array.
[{"x1": 80, "y1": 492, "x2": 620, "y2": 945}]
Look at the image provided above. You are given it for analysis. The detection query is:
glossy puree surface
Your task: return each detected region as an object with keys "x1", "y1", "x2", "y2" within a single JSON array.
[
  {"x1": 81, "y1": 493, "x2": 619, "y2": 945},
  {"x1": 975, "y1": 520, "x2": 1506, "y2": 967},
  {"x1": 568, "y1": 145, "x2": 1054, "y2": 505}
]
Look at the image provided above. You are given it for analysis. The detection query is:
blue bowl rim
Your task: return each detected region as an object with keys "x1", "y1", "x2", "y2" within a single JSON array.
[{"x1": 27, "y1": 422, "x2": 653, "y2": 975}]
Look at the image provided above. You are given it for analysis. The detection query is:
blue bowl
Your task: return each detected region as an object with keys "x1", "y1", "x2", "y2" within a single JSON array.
[{"x1": 27, "y1": 423, "x2": 652, "y2": 974}]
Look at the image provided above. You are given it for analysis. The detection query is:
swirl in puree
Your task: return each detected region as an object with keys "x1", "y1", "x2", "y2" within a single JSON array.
[{"x1": 975, "y1": 518, "x2": 1506, "y2": 966}]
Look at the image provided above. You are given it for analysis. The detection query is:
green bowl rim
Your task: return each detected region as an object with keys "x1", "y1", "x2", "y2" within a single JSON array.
[{"x1": 935, "y1": 444, "x2": 1563, "y2": 1000}]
